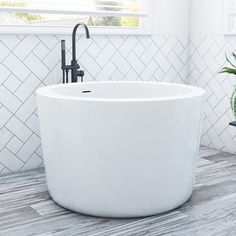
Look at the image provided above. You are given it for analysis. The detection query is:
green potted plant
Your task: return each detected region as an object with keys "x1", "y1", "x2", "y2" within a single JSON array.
[{"x1": 219, "y1": 53, "x2": 236, "y2": 118}]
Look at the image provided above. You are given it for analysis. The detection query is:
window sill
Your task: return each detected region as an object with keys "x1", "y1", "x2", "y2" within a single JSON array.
[
  {"x1": 0, "y1": 25, "x2": 153, "y2": 36},
  {"x1": 224, "y1": 32, "x2": 236, "y2": 36}
]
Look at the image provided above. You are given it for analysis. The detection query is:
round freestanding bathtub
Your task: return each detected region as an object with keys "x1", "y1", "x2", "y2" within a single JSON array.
[{"x1": 36, "y1": 81, "x2": 205, "y2": 218}]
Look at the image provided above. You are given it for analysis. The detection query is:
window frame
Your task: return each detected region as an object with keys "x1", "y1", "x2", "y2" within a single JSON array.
[
  {"x1": 0, "y1": 0, "x2": 152, "y2": 35},
  {"x1": 224, "y1": 0, "x2": 236, "y2": 35}
]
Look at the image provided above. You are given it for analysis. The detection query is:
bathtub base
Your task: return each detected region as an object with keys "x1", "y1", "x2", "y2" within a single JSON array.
[{"x1": 47, "y1": 185, "x2": 193, "y2": 218}]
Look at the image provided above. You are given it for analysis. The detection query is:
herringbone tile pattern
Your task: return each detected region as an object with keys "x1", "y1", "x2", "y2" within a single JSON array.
[
  {"x1": 0, "y1": 34, "x2": 189, "y2": 174},
  {"x1": 189, "y1": 35, "x2": 236, "y2": 153}
]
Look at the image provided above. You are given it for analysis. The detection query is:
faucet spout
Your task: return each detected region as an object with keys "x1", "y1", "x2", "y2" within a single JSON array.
[{"x1": 72, "y1": 23, "x2": 90, "y2": 62}]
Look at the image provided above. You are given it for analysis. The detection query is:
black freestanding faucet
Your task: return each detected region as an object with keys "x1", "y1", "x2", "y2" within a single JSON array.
[{"x1": 61, "y1": 23, "x2": 90, "y2": 83}]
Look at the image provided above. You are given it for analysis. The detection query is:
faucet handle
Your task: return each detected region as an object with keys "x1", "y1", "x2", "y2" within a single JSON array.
[{"x1": 77, "y1": 70, "x2": 85, "y2": 82}]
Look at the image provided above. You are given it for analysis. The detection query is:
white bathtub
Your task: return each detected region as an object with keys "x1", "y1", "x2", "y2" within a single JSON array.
[{"x1": 36, "y1": 81, "x2": 205, "y2": 218}]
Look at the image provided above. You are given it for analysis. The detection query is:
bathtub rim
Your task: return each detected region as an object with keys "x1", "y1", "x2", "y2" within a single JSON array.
[{"x1": 36, "y1": 81, "x2": 205, "y2": 102}]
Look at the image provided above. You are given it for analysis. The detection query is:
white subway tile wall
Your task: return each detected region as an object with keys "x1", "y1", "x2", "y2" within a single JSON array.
[
  {"x1": 189, "y1": 35, "x2": 236, "y2": 153},
  {"x1": 4, "y1": 33, "x2": 230, "y2": 174}
]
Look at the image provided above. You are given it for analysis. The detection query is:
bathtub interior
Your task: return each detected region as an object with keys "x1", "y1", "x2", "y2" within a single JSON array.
[{"x1": 37, "y1": 82, "x2": 204, "y2": 101}]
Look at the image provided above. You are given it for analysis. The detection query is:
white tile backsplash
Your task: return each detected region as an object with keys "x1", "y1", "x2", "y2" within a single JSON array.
[
  {"x1": 0, "y1": 106, "x2": 12, "y2": 130},
  {"x1": 0, "y1": 86, "x2": 21, "y2": 113},
  {"x1": 126, "y1": 51, "x2": 146, "y2": 74},
  {"x1": 0, "y1": 64, "x2": 11, "y2": 85},
  {"x1": 0, "y1": 148, "x2": 24, "y2": 172},
  {"x1": 96, "y1": 61, "x2": 116, "y2": 81},
  {"x1": 3, "y1": 54, "x2": 31, "y2": 81},
  {"x1": 15, "y1": 74, "x2": 41, "y2": 102},
  {"x1": 189, "y1": 34, "x2": 236, "y2": 153},
  {"x1": 17, "y1": 134, "x2": 41, "y2": 162},
  {"x1": 15, "y1": 94, "x2": 37, "y2": 122},
  {"x1": 2, "y1": 33, "x2": 235, "y2": 173},
  {"x1": 4, "y1": 74, "x2": 22, "y2": 93},
  {"x1": 0, "y1": 41, "x2": 10, "y2": 63},
  {"x1": 0, "y1": 33, "x2": 191, "y2": 174},
  {"x1": 6, "y1": 116, "x2": 32, "y2": 143},
  {"x1": 24, "y1": 54, "x2": 50, "y2": 79},
  {"x1": 13, "y1": 35, "x2": 39, "y2": 61},
  {"x1": 96, "y1": 43, "x2": 117, "y2": 67},
  {"x1": 0, "y1": 128, "x2": 13, "y2": 150},
  {"x1": 111, "y1": 52, "x2": 130, "y2": 75},
  {"x1": 6, "y1": 136, "x2": 23, "y2": 154}
]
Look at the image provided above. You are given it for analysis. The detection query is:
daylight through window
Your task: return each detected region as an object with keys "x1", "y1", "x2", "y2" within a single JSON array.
[{"x1": 0, "y1": 0, "x2": 147, "y2": 28}]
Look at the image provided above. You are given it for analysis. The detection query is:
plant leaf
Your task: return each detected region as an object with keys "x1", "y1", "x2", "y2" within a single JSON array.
[
  {"x1": 219, "y1": 67, "x2": 236, "y2": 75},
  {"x1": 226, "y1": 53, "x2": 236, "y2": 68},
  {"x1": 233, "y1": 52, "x2": 236, "y2": 61}
]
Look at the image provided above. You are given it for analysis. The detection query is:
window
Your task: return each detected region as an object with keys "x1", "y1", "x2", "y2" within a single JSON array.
[
  {"x1": 0, "y1": 0, "x2": 149, "y2": 34},
  {"x1": 226, "y1": 0, "x2": 236, "y2": 33}
]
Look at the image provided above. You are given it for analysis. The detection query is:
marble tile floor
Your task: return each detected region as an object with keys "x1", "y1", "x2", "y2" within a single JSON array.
[{"x1": 0, "y1": 146, "x2": 236, "y2": 236}]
